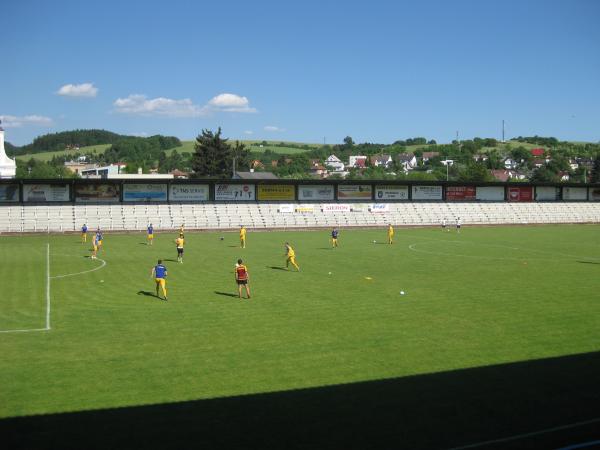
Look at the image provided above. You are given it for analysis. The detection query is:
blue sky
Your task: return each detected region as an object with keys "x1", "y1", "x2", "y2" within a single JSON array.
[{"x1": 1, "y1": 0, "x2": 599, "y2": 145}]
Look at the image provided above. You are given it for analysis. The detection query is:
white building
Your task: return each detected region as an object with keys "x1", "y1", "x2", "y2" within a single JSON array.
[
  {"x1": 325, "y1": 154, "x2": 345, "y2": 172},
  {"x1": 348, "y1": 155, "x2": 367, "y2": 168},
  {"x1": 0, "y1": 121, "x2": 17, "y2": 178}
]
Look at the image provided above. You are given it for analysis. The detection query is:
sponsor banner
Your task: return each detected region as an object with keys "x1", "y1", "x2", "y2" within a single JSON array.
[
  {"x1": 0, "y1": 184, "x2": 19, "y2": 202},
  {"x1": 298, "y1": 185, "x2": 335, "y2": 201},
  {"x1": 295, "y1": 205, "x2": 314, "y2": 213},
  {"x1": 369, "y1": 203, "x2": 390, "y2": 213},
  {"x1": 169, "y1": 184, "x2": 209, "y2": 201},
  {"x1": 75, "y1": 184, "x2": 120, "y2": 203},
  {"x1": 562, "y1": 187, "x2": 587, "y2": 200},
  {"x1": 446, "y1": 186, "x2": 476, "y2": 201},
  {"x1": 535, "y1": 186, "x2": 560, "y2": 201},
  {"x1": 257, "y1": 184, "x2": 295, "y2": 201},
  {"x1": 507, "y1": 186, "x2": 533, "y2": 202},
  {"x1": 23, "y1": 184, "x2": 70, "y2": 202},
  {"x1": 412, "y1": 185, "x2": 443, "y2": 200},
  {"x1": 214, "y1": 184, "x2": 255, "y2": 201},
  {"x1": 322, "y1": 204, "x2": 351, "y2": 212},
  {"x1": 337, "y1": 184, "x2": 372, "y2": 199},
  {"x1": 375, "y1": 185, "x2": 409, "y2": 200},
  {"x1": 278, "y1": 204, "x2": 294, "y2": 213},
  {"x1": 590, "y1": 187, "x2": 600, "y2": 201},
  {"x1": 122, "y1": 184, "x2": 168, "y2": 202},
  {"x1": 476, "y1": 186, "x2": 504, "y2": 201}
]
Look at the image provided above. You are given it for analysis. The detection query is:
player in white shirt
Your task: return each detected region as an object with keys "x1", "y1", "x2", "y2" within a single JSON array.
[{"x1": 456, "y1": 217, "x2": 462, "y2": 233}]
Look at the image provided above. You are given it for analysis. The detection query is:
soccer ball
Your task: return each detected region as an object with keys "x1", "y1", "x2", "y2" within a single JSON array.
[
  {"x1": 373, "y1": 240, "x2": 377, "y2": 243},
  {"x1": 400, "y1": 291, "x2": 405, "y2": 295},
  {"x1": 328, "y1": 272, "x2": 332, "y2": 275},
  {"x1": 220, "y1": 237, "x2": 224, "y2": 241}
]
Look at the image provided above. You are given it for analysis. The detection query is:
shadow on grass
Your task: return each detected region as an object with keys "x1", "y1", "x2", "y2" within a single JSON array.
[
  {"x1": 136, "y1": 290, "x2": 160, "y2": 300},
  {"x1": 2, "y1": 352, "x2": 599, "y2": 450},
  {"x1": 228, "y1": 245, "x2": 240, "y2": 248},
  {"x1": 162, "y1": 259, "x2": 178, "y2": 263},
  {"x1": 577, "y1": 260, "x2": 600, "y2": 265},
  {"x1": 214, "y1": 291, "x2": 239, "y2": 298},
  {"x1": 267, "y1": 266, "x2": 288, "y2": 271}
]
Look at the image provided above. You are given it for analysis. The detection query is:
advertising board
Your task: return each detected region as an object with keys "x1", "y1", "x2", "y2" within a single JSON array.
[
  {"x1": 295, "y1": 205, "x2": 314, "y2": 213},
  {"x1": 122, "y1": 184, "x2": 168, "y2": 202},
  {"x1": 169, "y1": 184, "x2": 209, "y2": 201},
  {"x1": 74, "y1": 184, "x2": 120, "y2": 203},
  {"x1": 412, "y1": 185, "x2": 443, "y2": 200},
  {"x1": 369, "y1": 204, "x2": 390, "y2": 213},
  {"x1": 278, "y1": 204, "x2": 294, "y2": 213},
  {"x1": 297, "y1": 185, "x2": 335, "y2": 201},
  {"x1": 23, "y1": 184, "x2": 70, "y2": 202},
  {"x1": 322, "y1": 204, "x2": 351, "y2": 212},
  {"x1": 214, "y1": 184, "x2": 255, "y2": 201},
  {"x1": 257, "y1": 185, "x2": 295, "y2": 201},
  {"x1": 337, "y1": 185, "x2": 372, "y2": 199},
  {"x1": 562, "y1": 187, "x2": 587, "y2": 201},
  {"x1": 0, "y1": 184, "x2": 19, "y2": 202},
  {"x1": 446, "y1": 186, "x2": 476, "y2": 201},
  {"x1": 374, "y1": 185, "x2": 409, "y2": 200},
  {"x1": 507, "y1": 186, "x2": 533, "y2": 202},
  {"x1": 476, "y1": 186, "x2": 504, "y2": 201},
  {"x1": 535, "y1": 186, "x2": 560, "y2": 201}
]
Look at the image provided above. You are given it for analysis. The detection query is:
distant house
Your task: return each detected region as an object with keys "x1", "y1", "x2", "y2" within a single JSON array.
[
  {"x1": 250, "y1": 159, "x2": 265, "y2": 170},
  {"x1": 558, "y1": 171, "x2": 570, "y2": 181},
  {"x1": 271, "y1": 160, "x2": 278, "y2": 168},
  {"x1": 569, "y1": 159, "x2": 579, "y2": 171},
  {"x1": 531, "y1": 148, "x2": 545, "y2": 157},
  {"x1": 309, "y1": 163, "x2": 328, "y2": 178},
  {"x1": 473, "y1": 153, "x2": 489, "y2": 162},
  {"x1": 490, "y1": 169, "x2": 526, "y2": 181},
  {"x1": 440, "y1": 159, "x2": 454, "y2": 167},
  {"x1": 422, "y1": 151, "x2": 440, "y2": 162},
  {"x1": 170, "y1": 169, "x2": 189, "y2": 179},
  {"x1": 503, "y1": 158, "x2": 518, "y2": 169},
  {"x1": 348, "y1": 155, "x2": 367, "y2": 168},
  {"x1": 233, "y1": 171, "x2": 278, "y2": 180},
  {"x1": 532, "y1": 159, "x2": 546, "y2": 168},
  {"x1": 396, "y1": 153, "x2": 417, "y2": 171},
  {"x1": 369, "y1": 154, "x2": 393, "y2": 169},
  {"x1": 325, "y1": 155, "x2": 345, "y2": 172}
]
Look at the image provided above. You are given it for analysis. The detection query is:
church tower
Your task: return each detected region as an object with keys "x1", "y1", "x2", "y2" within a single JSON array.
[{"x1": 0, "y1": 120, "x2": 17, "y2": 178}]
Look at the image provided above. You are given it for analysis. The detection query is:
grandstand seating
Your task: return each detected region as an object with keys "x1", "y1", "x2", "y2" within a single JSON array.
[{"x1": 0, "y1": 202, "x2": 599, "y2": 233}]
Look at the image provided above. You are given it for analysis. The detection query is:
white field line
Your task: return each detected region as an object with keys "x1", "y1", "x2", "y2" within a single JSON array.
[
  {"x1": 446, "y1": 417, "x2": 600, "y2": 450},
  {"x1": 0, "y1": 247, "x2": 106, "y2": 334}
]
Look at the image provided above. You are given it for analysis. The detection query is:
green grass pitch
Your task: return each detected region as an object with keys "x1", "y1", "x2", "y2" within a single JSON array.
[{"x1": 1, "y1": 225, "x2": 599, "y2": 448}]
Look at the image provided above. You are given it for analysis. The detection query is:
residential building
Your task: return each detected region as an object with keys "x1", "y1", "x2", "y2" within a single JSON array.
[
  {"x1": 369, "y1": 154, "x2": 393, "y2": 169},
  {"x1": 422, "y1": 151, "x2": 440, "y2": 162},
  {"x1": 396, "y1": 153, "x2": 417, "y2": 172},
  {"x1": 325, "y1": 155, "x2": 345, "y2": 172},
  {"x1": 348, "y1": 155, "x2": 367, "y2": 168}
]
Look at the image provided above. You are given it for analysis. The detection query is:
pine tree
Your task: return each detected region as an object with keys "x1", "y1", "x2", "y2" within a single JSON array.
[{"x1": 191, "y1": 128, "x2": 232, "y2": 178}]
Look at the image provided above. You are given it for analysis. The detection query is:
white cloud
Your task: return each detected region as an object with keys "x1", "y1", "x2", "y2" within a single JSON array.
[
  {"x1": 264, "y1": 125, "x2": 285, "y2": 132},
  {"x1": 57, "y1": 82, "x2": 98, "y2": 97},
  {"x1": 113, "y1": 94, "x2": 205, "y2": 117},
  {"x1": 207, "y1": 93, "x2": 257, "y2": 113},
  {"x1": 0, "y1": 114, "x2": 53, "y2": 128},
  {"x1": 244, "y1": 130, "x2": 254, "y2": 135}
]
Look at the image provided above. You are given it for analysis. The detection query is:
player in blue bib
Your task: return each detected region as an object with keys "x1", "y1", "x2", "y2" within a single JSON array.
[
  {"x1": 151, "y1": 260, "x2": 168, "y2": 301},
  {"x1": 81, "y1": 224, "x2": 88, "y2": 243},
  {"x1": 331, "y1": 228, "x2": 339, "y2": 248},
  {"x1": 147, "y1": 224, "x2": 154, "y2": 246}
]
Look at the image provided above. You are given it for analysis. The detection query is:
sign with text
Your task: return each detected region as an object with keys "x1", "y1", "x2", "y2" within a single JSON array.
[
  {"x1": 257, "y1": 184, "x2": 295, "y2": 201},
  {"x1": 298, "y1": 185, "x2": 334, "y2": 201},
  {"x1": 507, "y1": 186, "x2": 533, "y2": 202},
  {"x1": 23, "y1": 184, "x2": 70, "y2": 202},
  {"x1": 375, "y1": 185, "x2": 409, "y2": 200},
  {"x1": 0, "y1": 184, "x2": 19, "y2": 202},
  {"x1": 412, "y1": 185, "x2": 443, "y2": 200},
  {"x1": 75, "y1": 184, "x2": 120, "y2": 203},
  {"x1": 446, "y1": 186, "x2": 476, "y2": 201},
  {"x1": 123, "y1": 184, "x2": 168, "y2": 202},
  {"x1": 214, "y1": 184, "x2": 255, "y2": 201},
  {"x1": 369, "y1": 203, "x2": 390, "y2": 213},
  {"x1": 278, "y1": 204, "x2": 294, "y2": 213},
  {"x1": 295, "y1": 205, "x2": 315, "y2": 213},
  {"x1": 476, "y1": 186, "x2": 504, "y2": 201},
  {"x1": 535, "y1": 186, "x2": 560, "y2": 201},
  {"x1": 562, "y1": 187, "x2": 587, "y2": 200},
  {"x1": 169, "y1": 184, "x2": 209, "y2": 201},
  {"x1": 322, "y1": 204, "x2": 351, "y2": 212},
  {"x1": 337, "y1": 184, "x2": 372, "y2": 199}
]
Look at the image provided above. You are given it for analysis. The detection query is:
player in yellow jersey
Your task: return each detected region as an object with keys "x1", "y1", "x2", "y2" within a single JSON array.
[
  {"x1": 284, "y1": 242, "x2": 300, "y2": 271},
  {"x1": 179, "y1": 224, "x2": 185, "y2": 236},
  {"x1": 240, "y1": 225, "x2": 247, "y2": 248},
  {"x1": 147, "y1": 224, "x2": 154, "y2": 246},
  {"x1": 387, "y1": 224, "x2": 394, "y2": 244},
  {"x1": 91, "y1": 233, "x2": 99, "y2": 260},
  {"x1": 175, "y1": 235, "x2": 184, "y2": 263},
  {"x1": 81, "y1": 224, "x2": 88, "y2": 243},
  {"x1": 151, "y1": 260, "x2": 168, "y2": 301}
]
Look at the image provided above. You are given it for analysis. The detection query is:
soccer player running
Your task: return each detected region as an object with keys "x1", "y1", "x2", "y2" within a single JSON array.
[
  {"x1": 175, "y1": 234, "x2": 184, "y2": 263},
  {"x1": 81, "y1": 223, "x2": 88, "y2": 243},
  {"x1": 240, "y1": 225, "x2": 247, "y2": 249},
  {"x1": 91, "y1": 233, "x2": 99, "y2": 260},
  {"x1": 235, "y1": 259, "x2": 251, "y2": 299},
  {"x1": 95, "y1": 229, "x2": 103, "y2": 251},
  {"x1": 151, "y1": 260, "x2": 168, "y2": 301},
  {"x1": 284, "y1": 242, "x2": 300, "y2": 271},
  {"x1": 456, "y1": 217, "x2": 462, "y2": 233},
  {"x1": 147, "y1": 223, "x2": 154, "y2": 246},
  {"x1": 331, "y1": 227, "x2": 339, "y2": 248},
  {"x1": 387, "y1": 224, "x2": 394, "y2": 244}
]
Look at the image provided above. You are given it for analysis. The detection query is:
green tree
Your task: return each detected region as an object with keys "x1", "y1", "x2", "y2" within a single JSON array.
[
  {"x1": 191, "y1": 128, "x2": 233, "y2": 178},
  {"x1": 343, "y1": 136, "x2": 355, "y2": 147},
  {"x1": 590, "y1": 155, "x2": 600, "y2": 183},
  {"x1": 458, "y1": 163, "x2": 493, "y2": 182},
  {"x1": 530, "y1": 167, "x2": 558, "y2": 183}
]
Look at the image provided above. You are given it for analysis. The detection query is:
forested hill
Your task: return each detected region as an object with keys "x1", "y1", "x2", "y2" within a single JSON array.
[{"x1": 7, "y1": 129, "x2": 128, "y2": 155}]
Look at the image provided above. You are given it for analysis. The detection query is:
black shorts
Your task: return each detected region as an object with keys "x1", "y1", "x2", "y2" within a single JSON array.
[
  {"x1": 236, "y1": 279, "x2": 248, "y2": 285},
  {"x1": 177, "y1": 248, "x2": 184, "y2": 255}
]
